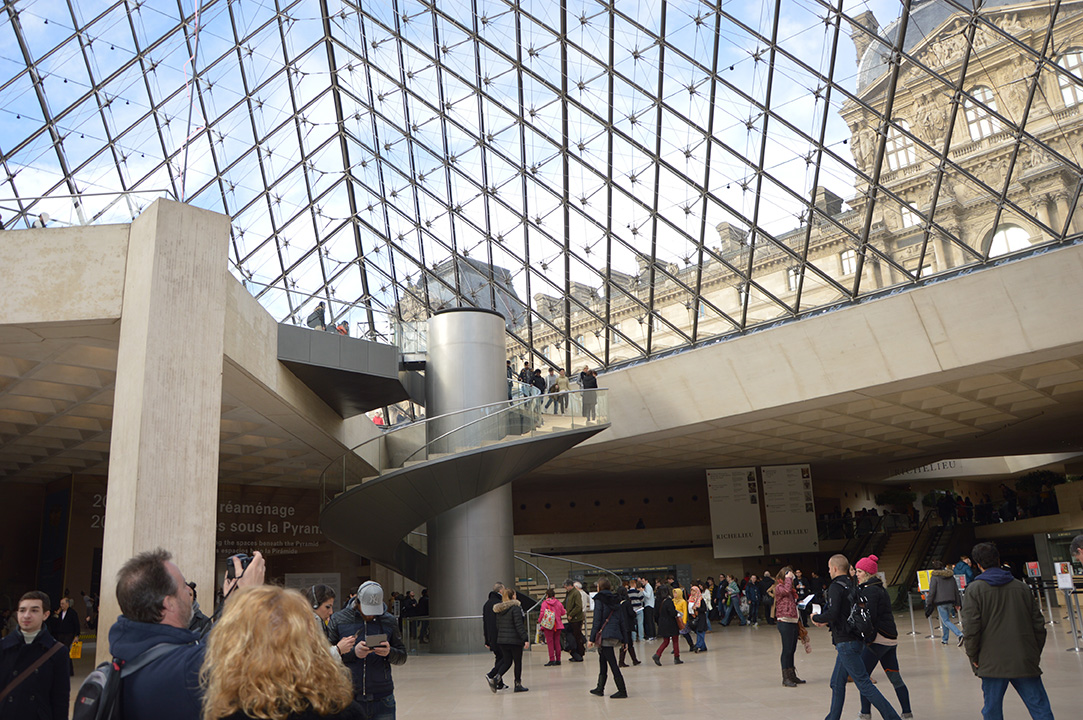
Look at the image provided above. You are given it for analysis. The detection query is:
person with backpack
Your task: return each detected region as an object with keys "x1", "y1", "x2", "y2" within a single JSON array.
[
  {"x1": 811, "y1": 554, "x2": 902, "y2": 720},
  {"x1": 853, "y1": 556, "x2": 913, "y2": 720},
  {"x1": 89, "y1": 549, "x2": 265, "y2": 720},
  {"x1": 0, "y1": 590, "x2": 69, "y2": 720}
]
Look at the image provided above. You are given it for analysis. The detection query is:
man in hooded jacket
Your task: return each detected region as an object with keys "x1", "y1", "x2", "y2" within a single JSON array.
[
  {"x1": 961, "y1": 542, "x2": 1054, "y2": 720},
  {"x1": 482, "y1": 583, "x2": 507, "y2": 688}
]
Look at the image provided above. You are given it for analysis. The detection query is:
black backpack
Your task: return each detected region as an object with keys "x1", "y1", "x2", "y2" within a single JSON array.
[
  {"x1": 72, "y1": 643, "x2": 180, "y2": 720},
  {"x1": 845, "y1": 582, "x2": 878, "y2": 644}
]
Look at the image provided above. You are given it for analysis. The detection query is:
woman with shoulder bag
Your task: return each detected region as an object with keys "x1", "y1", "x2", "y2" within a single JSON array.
[
  {"x1": 688, "y1": 585, "x2": 709, "y2": 652},
  {"x1": 651, "y1": 586, "x2": 684, "y2": 666},
  {"x1": 855, "y1": 556, "x2": 912, "y2": 720},
  {"x1": 490, "y1": 588, "x2": 530, "y2": 693},
  {"x1": 588, "y1": 579, "x2": 628, "y2": 698}
]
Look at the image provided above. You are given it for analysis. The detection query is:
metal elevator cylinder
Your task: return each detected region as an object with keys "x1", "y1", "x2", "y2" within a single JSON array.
[{"x1": 424, "y1": 308, "x2": 514, "y2": 653}]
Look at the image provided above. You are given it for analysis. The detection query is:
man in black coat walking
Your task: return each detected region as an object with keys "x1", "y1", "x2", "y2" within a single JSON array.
[{"x1": 482, "y1": 582, "x2": 507, "y2": 688}]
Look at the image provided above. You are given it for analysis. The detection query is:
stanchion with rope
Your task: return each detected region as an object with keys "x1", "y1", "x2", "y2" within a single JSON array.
[
  {"x1": 1063, "y1": 590, "x2": 1082, "y2": 653},
  {"x1": 906, "y1": 591, "x2": 918, "y2": 636}
]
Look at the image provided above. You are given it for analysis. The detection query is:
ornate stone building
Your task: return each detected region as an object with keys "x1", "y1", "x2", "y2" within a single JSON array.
[{"x1": 520, "y1": 0, "x2": 1083, "y2": 371}]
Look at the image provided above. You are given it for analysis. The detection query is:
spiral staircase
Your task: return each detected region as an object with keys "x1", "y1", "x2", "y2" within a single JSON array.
[{"x1": 319, "y1": 389, "x2": 608, "y2": 585}]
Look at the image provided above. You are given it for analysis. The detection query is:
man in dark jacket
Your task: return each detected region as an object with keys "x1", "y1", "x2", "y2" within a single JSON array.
[
  {"x1": 961, "y1": 542, "x2": 1054, "y2": 720},
  {"x1": 107, "y1": 548, "x2": 265, "y2": 720},
  {"x1": 0, "y1": 591, "x2": 69, "y2": 720},
  {"x1": 327, "y1": 581, "x2": 407, "y2": 720},
  {"x1": 759, "y1": 571, "x2": 776, "y2": 625},
  {"x1": 482, "y1": 583, "x2": 506, "y2": 687},
  {"x1": 927, "y1": 565, "x2": 962, "y2": 645},
  {"x1": 812, "y1": 554, "x2": 902, "y2": 720},
  {"x1": 563, "y1": 579, "x2": 586, "y2": 661}
]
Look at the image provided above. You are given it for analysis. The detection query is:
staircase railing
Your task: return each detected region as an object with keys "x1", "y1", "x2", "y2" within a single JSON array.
[{"x1": 319, "y1": 388, "x2": 609, "y2": 508}]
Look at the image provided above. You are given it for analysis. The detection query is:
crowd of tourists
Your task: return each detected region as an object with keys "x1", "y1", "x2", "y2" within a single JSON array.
[{"x1": 2, "y1": 534, "x2": 1077, "y2": 719}]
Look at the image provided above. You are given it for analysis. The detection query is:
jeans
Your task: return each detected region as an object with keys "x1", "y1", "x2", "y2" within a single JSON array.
[
  {"x1": 826, "y1": 641, "x2": 901, "y2": 720},
  {"x1": 748, "y1": 600, "x2": 760, "y2": 623},
  {"x1": 357, "y1": 694, "x2": 396, "y2": 720},
  {"x1": 596, "y1": 645, "x2": 626, "y2": 692},
  {"x1": 778, "y1": 621, "x2": 798, "y2": 669},
  {"x1": 859, "y1": 644, "x2": 911, "y2": 716},
  {"x1": 722, "y1": 599, "x2": 746, "y2": 625},
  {"x1": 938, "y1": 605, "x2": 962, "y2": 642},
  {"x1": 635, "y1": 609, "x2": 645, "y2": 640},
  {"x1": 980, "y1": 677, "x2": 1054, "y2": 720},
  {"x1": 694, "y1": 630, "x2": 707, "y2": 650}
]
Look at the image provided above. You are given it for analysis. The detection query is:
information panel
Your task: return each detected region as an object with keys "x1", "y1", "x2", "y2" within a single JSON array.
[
  {"x1": 762, "y1": 464, "x2": 819, "y2": 554},
  {"x1": 706, "y1": 467, "x2": 764, "y2": 558}
]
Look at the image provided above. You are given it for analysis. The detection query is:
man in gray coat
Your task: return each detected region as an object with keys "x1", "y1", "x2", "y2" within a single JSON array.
[{"x1": 961, "y1": 542, "x2": 1054, "y2": 720}]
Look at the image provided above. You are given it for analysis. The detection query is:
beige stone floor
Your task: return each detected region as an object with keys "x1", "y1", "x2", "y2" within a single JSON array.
[
  {"x1": 393, "y1": 619, "x2": 1081, "y2": 719},
  {"x1": 72, "y1": 614, "x2": 1082, "y2": 718}
]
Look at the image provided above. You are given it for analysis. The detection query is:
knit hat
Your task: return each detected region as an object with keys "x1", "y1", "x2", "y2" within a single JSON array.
[{"x1": 855, "y1": 555, "x2": 879, "y2": 575}]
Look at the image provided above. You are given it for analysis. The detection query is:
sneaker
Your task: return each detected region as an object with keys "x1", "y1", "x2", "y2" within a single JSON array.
[
  {"x1": 589, "y1": 688, "x2": 605, "y2": 696},
  {"x1": 486, "y1": 674, "x2": 498, "y2": 694},
  {"x1": 610, "y1": 690, "x2": 628, "y2": 699},
  {"x1": 652, "y1": 654, "x2": 662, "y2": 666},
  {"x1": 902, "y1": 715, "x2": 914, "y2": 719},
  {"x1": 857, "y1": 715, "x2": 872, "y2": 720},
  {"x1": 958, "y1": 636, "x2": 965, "y2": 647}
]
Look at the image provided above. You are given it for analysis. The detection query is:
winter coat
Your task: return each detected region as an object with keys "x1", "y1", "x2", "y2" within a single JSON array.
[
  {"x1": 107, "y1": 616, "x2": 205, "y2": 720},
  {"x1": 539, "y1": 597, "x2": 566, "y2": 631},
  {"x1": 953, "y1": 561, "x2": 975, "y2": 585},
  {"x1": 563, "y1": 587, "x2": 585, "y2": 622},
  {"x1": 961, "y1": 567, "x2": 1046, "y2": 678},
  {"x1": 690, "y1": 598, "x2": 708, "y2": 632},
  {"x1": 859, "y1": 576, "x2": 898, "y2": 641},
  {"x1": 812, "y1": 575, "x2": 863, "y2": 645},
  {"x1": 773, "y1": 577, "x2": 798, "y2": 620},
  {"x1": 655, "y1": 597, "x2": 681, "y2": 637},
  {"x1": 0, "y1": 627, "x2": 69, "y2": 720},
  {"x1": 672, "y1": 588, "x2": 688, "y2": 626},
  {"x1": 928, "y1": 569, "x2": 961, "y2": 607},
  {"x1": 589, "y1": 591, "x2": 628, "y2": 645},
  {"x1": 326, "y1": 605, "x2": 407, "y2": 700},
  {"x1": 482, "y1": 590, "x2": 503, "y2": 646},
  {"x1": 493, "y1": 599, "x2": 528, "y2": 645}
]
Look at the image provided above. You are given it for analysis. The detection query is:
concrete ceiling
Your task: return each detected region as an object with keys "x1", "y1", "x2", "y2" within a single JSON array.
[
  {"x1": 527, "y1": 350, "x2": 1083, "y2": 483},
  {"x1": 0, "y1": 323, "x2": 343, "y2": 486}
]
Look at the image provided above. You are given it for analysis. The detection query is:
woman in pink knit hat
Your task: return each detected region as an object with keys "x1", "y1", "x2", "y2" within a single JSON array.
[{"x1": 854, "y1": 555, "x2": 912, "y2": 720}]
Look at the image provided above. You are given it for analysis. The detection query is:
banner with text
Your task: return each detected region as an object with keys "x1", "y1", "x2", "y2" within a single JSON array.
[
  {"x1": 706, "y1": 467, "x2": 764, "y2": 558},
  {"x1": 762, "y1": 464, "x2": 819, "y2": 554}
]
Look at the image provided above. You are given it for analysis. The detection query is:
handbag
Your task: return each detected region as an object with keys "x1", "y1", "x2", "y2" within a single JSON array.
[
  {"x1": 539, "y1": 606, "x2": 556, "y2": 630},
  {"x1": 70, "y1": 639, "x2": 83, "y2": 659},
  {"x1": 560, "y1": 628, "x2": 575, "y2": 652}
]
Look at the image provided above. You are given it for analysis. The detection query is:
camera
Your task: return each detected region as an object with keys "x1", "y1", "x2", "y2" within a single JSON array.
[{"x1": 225, "y1": 553, "x2": 252, "y2": 580}]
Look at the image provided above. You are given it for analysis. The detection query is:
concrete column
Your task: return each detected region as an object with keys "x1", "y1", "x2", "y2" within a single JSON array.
[
  {"x1": 96, "y1": 200, "x2": 230, "y2": 662},
  {"x1": 424, "y1": 308, "x2": 513, "y2": 653}
]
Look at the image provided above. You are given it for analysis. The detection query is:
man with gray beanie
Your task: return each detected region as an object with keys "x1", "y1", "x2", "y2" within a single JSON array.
[{"x1": 328, "y1": 581, "x2": 407, "y2": 720}]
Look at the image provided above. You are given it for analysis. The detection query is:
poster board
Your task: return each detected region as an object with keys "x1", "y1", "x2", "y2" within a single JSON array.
[
  {"x1": 706, "y1": 467, "x2": 764, "y2": 558},
  {"x1": 916, "y1": 570, "x2": 932, "y2": 593},
  {"x1": 761, "y1": 464, "x2": 818, "y2": 554},
  {"x1": 1026, "y1": 561, "x2": 1041, "y2": 578},
  {"x1": 1055, "y1": 562, "x2": 1074, "y2": 591}
]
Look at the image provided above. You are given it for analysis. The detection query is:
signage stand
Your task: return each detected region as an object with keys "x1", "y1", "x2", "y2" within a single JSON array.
[
  {"x1": 1064, "y1": 590, "x2": 1082, "y2": 653},
  {"x1": 906, "y1": 591, "x2": 918, "y2": 636}
]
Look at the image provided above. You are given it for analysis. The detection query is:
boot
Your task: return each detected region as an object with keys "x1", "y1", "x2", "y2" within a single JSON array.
[
  {"x1": 782, "y1": 668, "x2": 797, "y2": 687},
  {"x1": 674, "y1": 656, "x2": 683, "y2": 664},
  {"x1": 652, "y1": 654, "x2": 662, "y2": 666},
  {"x1": 611, "y1": 687, "x2": 628, "y2": 699},
  {"x1": 589, "y1": 687, "x2": 605, "y2": 696},
  {"x1": 790, "y1": 667, "x2": 806, "y2": 684},
  {"x1": 514, "y1": 682, "x2": 529, "y2": 693}
]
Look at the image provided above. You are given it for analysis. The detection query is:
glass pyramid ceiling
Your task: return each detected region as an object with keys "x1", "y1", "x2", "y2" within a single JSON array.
[{"x1": 2, "y1": 0, "x2": 1081, "y2": 370}]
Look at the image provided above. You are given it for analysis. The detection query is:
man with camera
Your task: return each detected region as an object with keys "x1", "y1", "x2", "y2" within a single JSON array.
[
  {"x1": 106, "y1": 549, "x2": 265, "y2": 720},
  {"x1": 327, "y1": 581, "x2": 407, "y2": 720}
]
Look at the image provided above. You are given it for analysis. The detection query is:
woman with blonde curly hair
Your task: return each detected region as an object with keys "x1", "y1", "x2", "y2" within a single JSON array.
[{"x1": 201, "y1": 585, "x2": 363, "y2": 720}]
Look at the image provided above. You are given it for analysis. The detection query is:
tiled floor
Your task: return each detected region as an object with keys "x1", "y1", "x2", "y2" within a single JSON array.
[
  {"x1": 393, "y1": 618, "x2": 1082, "y2": 719},
  {"x1": 72, "y1": 613, "x2": 1082, "y2": 718}
]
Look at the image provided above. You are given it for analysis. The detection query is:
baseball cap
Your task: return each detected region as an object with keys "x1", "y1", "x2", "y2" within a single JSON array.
[{"x1": 357, "y1": 581, "x2": 384, "y2": 616}]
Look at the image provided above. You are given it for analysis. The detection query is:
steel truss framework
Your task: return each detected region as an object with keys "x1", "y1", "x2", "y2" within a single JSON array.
[{"x1": 1, "y1": 0, "x2": 1081, "y2": 370}]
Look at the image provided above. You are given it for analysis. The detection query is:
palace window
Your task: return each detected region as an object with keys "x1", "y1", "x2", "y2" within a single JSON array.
[
  {"x1": 786, "y1": 266, "x2": 801, "y2": 292},
  {"x1": 900, "y1": 205, "x2": 920, "y2": 229},
  {"x1": 840, "y1": 249, "x2": 857, "y2": 275},
  {"x1": 964, "y1": 86, "x2": 1001, "y2": 141},
  {"x1": 1058, "y1": 50, "x2": 1083, "y2": 107},
  {"x1": 988, "y1": 224, "x2": 1031, "y2": 257},
  {"x1": 885, "y1": 121, "x2": 917, "y2": 171}
]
